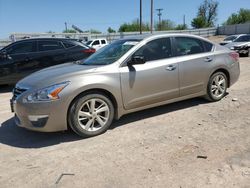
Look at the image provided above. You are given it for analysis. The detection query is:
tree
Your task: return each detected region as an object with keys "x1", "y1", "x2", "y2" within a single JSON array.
[
  {"x1": 155, "y1": 19, "x2": 175, "y2": 31},
  {"x1": 62, "y1": 29, "x2": 77, "y2": 33},
  {"x1": 175, "y1": 24, "x2": 188, "y2": 30},
  {"x1": 90, "y1": 29, "x2": 101, "y2": 34},
  {"x1": 191, "y1": 0, "x2": 219, "y2": 28},
  {"x1": 118, "y1": 20, "x2": 150, "y2": 32},
  {"x1": 107, "y1": 27, "x2": 116, "y2": 33},
  {"x1": 225, "y1": 9, "x2": 250, "y2": 25}
]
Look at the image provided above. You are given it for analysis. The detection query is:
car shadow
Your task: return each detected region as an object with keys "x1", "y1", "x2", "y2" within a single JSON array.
[
  {"x1": 0, "y1": 84, "x2": 14, "y2": 93},
  {"x1": 0, "y1": 97, "x2": 208, "y2": 149}
]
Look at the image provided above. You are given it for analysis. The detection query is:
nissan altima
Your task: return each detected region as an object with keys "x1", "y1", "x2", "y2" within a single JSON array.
[{"x1": 11, "y1": 34, "x2": 240, "y2": 137}]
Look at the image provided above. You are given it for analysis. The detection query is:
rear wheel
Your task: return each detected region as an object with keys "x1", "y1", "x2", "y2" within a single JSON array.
[
  {"x1": 205, "y1": 72, "x2": 228, "y2": 102},
  {"x1": 68, "y1": 93, "x2": 114, "y2": 137}
]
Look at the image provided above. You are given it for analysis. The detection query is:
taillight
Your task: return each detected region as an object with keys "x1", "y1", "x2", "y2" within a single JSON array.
[
  {"x1": 230, "y1": 52, "x2": 239, "y2": 62},
  {"x1": 82, "y1": 49, "x2": 96, "y2": 53}
]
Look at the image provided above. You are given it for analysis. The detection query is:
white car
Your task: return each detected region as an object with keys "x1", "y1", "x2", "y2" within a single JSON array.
[
  {"x1": 86, "y1": 39, "x2": 108, "y2": 51},
  {"x1": 220, "y1": 34, "x2": 244, "y2": 46}
]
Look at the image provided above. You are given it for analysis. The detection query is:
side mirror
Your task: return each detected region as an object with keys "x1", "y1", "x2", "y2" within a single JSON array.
[{"x1": 128, "y1": 55, "x2": 146, "y2": 66}]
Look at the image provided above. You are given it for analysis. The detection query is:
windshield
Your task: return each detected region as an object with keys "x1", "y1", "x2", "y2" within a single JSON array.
[
  {"x1": 224, "y1": 36, "x2": 237, "y2": 41},
  {"x1": 234, "y1": 35, "x2": 250, "y2": 42},
  {"x1": 81, "y1": 39, "x2": 140, "y2": 65},
  {"x1": 86, "y1": 41, "x2": 92, "y2": 45}
]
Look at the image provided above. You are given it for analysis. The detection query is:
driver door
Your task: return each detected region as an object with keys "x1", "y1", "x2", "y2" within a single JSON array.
[{"x1": 120, "y1": 37, "x2": 179, "y2": 110}]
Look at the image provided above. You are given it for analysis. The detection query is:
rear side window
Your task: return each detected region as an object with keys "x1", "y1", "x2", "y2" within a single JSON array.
[
  {"x1": 101, "y1": 40, "x2": 106, "y2": 44},
  {"x1": 203, "y1": 41, "x2": 213, "y2": 52},
  {"x1": 92, "y1": 40, "x2": 100, "y2": 45},
  {"x1": 38, "y1": 41, "x2": 64, "y2": 51},
  {"x1": 7, "y1": 41, "x2": 36, "y2": 54},
  {"x1": 134, "y1": 38, "x2": 172, "y2": 62},
  {"x1": 63, "y1": 41, "x2": 76, "y2": 48},
  {"x1": 175, "y1": 37, "x2": 205, "y2": 56}
]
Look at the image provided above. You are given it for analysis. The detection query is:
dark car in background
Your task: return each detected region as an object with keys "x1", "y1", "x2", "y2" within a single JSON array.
[{"x1": 0, "y1": 38, "x2": 95, "y2": 85}]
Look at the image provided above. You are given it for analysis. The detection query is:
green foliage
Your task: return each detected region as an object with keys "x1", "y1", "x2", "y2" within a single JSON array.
[
  {"x1": 90, "y1": 29, "x2": 102, "y2": 34},
  {"x1": 107, "y1": 27, "x2": 116, "y2": 33},
  {"x1": 155, "y1": 19, "x2": 175, "y2": 31},
  {"x1": 191, "y1": 0, "x2": 219, "y2": 28},
  {"x1": 175, "y1": 24, "x2": 188, "y2": 30},
  {"x1": 62, "y1": 29, "x2": 77, "y2": 33},
  {"x1": 118, "y1": 20, "x2": 150, "y2": 32},
  {"x1": 225, "y1": 9, "x2": 250, "y2": 25},
  {"x1": 191, "y1": 16, "x2": 206, "y2": 28}
]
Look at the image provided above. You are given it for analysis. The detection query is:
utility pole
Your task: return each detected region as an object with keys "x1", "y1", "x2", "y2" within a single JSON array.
[
  {"x1": 64, "y1": 22, "x2": 68, "y2": 32},
  {"x1": 140, "y1": 0, "x2": 142, "y2": 34},
  {"x1": 156, "y1": 8, "x2": 163, "y2": 31},
  {"x1": 183, "y1": 15, "x2": 186, "y2": 27},
  {"x1": 150, "y1": 0, "x2": 154, "y2": 34}
]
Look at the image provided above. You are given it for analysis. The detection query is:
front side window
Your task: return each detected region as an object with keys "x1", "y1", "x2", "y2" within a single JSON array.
[
  {"x1": 133, "y1": 38, "x2": 172, "y2": 62},
  {"x1": 38, "y1": 41, "x2": 64, "y2": 51},
  {"x1": 175, "y1": 37, "x2": 205, "y2": 56},
  {"x1": 6, "y1": 41, "x2": 36, "y2": 54}
]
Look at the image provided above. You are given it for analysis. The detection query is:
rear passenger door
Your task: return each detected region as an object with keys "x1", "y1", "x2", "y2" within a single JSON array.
[
  {"x1": 36, "y1": 40, "x2": 67, "y2": 69},
  {"x1": 173, "y1": 37, "x2": 214, "y2": 96}
]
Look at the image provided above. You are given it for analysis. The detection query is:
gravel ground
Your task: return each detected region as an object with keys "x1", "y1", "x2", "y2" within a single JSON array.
[{"x1": 0, "y1": 52, "x2": 250, "y2": 187}]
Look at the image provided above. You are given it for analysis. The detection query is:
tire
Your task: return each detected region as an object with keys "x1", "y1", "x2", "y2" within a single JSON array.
[
  {"x1": 68, "y1": 93, "x2": 114, "y2": 137},
  {"x1": 205, "y1": 72, "x2": 228, "y2": 102}
]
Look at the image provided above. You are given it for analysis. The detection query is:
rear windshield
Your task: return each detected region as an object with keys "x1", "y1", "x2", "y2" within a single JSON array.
[{"x1": 224, "y1": 36, "x2": 237, "y2": 41}]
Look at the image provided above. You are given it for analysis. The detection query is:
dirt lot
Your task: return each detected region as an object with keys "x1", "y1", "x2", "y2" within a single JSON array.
[{"x1": 0, "y1": 51, "x2": 250, "y2": 187}]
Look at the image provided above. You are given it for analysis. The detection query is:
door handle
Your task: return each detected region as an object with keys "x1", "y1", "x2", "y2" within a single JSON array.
[
  {"x1": 204, "y1": 57, "x2": 213, "y2": 62},
  {"x1": 166, "y1": 65, "x2": 176, "y2": 71}
]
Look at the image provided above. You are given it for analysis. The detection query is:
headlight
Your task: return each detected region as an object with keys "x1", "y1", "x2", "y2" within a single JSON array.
[
  {"x1": 24, "y1": 82, "x2": 69, "y2": 103},
  {"x1": 230, "y1": 46, "x2": 235, "y2": 50}
]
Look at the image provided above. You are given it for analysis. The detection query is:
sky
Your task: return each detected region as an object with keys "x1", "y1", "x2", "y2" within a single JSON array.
[{"x1": 0, "y1": 0, "x2": 249, "y2": 39}]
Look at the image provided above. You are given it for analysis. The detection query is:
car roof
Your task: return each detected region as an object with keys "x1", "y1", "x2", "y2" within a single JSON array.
[
  {"x1": 14, "y1": 37, "x2": 78, "y2": 43},
  {"x1": 122, "y1": 33, "x2": 212, "y2": 43}
]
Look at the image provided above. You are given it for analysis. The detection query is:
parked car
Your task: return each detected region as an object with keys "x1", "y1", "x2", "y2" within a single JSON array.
[
  {"x1": 11, "y1": 34, "x2": 240, "y2": 137},
  {"x1": 219, "y1": 34, "x2": 243, "y2": 46},
  {"x1": 224, "y1": 34, "x2": 250, "y2": 57},
  {"x1": 0, "y1": 38, "x2": 95, "y2": 85},
  {"x1": 86, "y1": 38, "x2": 108, "y2": 51}
]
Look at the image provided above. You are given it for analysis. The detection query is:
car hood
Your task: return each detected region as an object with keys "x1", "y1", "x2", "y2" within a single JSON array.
[
  {"x1": 17, "y1": 62, "x2": 99, "y2": 88},
  {"x1": 225, "y1": 42, "x2": 250, "y2": 48}
]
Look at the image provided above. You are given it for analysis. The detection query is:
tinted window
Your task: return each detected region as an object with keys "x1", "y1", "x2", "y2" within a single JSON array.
[
  {"x1": 234, "y1": 35, "x2": 250, "y2": 42},
  {"x1": 63, "y1": 41, "x2": 76, "y2": 48},
  {"x1": 92, "y1": 40, "x2": 100, "y2": 45},
  {"x1": 134, "y1": 38, "x2": 172, "y2": 62},
  {"x1": 203, "y1": 41, "x2": 214, "y2": 52},
  {"x1": 38, "y1": 41, "x2": 64, "y2": 51},
  {"x1": 175, "y1": 37, "x2": 205, "y2": 56},
  {"x1": 86, "y1": 41, "x2": 92, "y2": 45},
  {"x1": 101, "y1": 40, "x2": 106, "y2": 44},
  {"x1": 7, "y1": 41, "x2": 36, "y2": 54}
]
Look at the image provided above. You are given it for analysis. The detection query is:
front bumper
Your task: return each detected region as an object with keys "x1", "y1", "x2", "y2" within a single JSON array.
[{"x1": 11, "y1": 97, "x2": 68, "y2": 132}]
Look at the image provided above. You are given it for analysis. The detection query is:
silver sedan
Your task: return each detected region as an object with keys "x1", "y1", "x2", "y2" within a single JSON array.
[{"x1": 11, "y1": 34, "x2": 240, "y2": 137}]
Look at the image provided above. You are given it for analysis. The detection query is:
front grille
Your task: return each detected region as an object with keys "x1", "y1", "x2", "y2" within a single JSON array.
[{"x1": 13, "y1": 87, "x2": 27, "y2": 100}]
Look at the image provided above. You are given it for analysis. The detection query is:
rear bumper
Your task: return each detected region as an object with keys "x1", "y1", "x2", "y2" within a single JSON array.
[{"x1": 229, "y1": 61, "x2": 240, "y2": 87}]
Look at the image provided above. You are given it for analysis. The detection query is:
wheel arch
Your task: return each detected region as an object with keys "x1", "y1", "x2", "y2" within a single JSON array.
[
  {"x1": 67, "y1": 88, "x2": 119, "y2": 129},
  {"x1": 210, "y1": 68, "x2": 230, "y2": 88}
]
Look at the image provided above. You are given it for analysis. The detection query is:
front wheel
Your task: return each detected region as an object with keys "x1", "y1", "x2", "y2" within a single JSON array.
[
  {"x1": 205, "y1": 72, "x2": 228, "y2": 102},
  {"x1": 68, "y1": 93, "x2": 114, "y2": 137}
]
